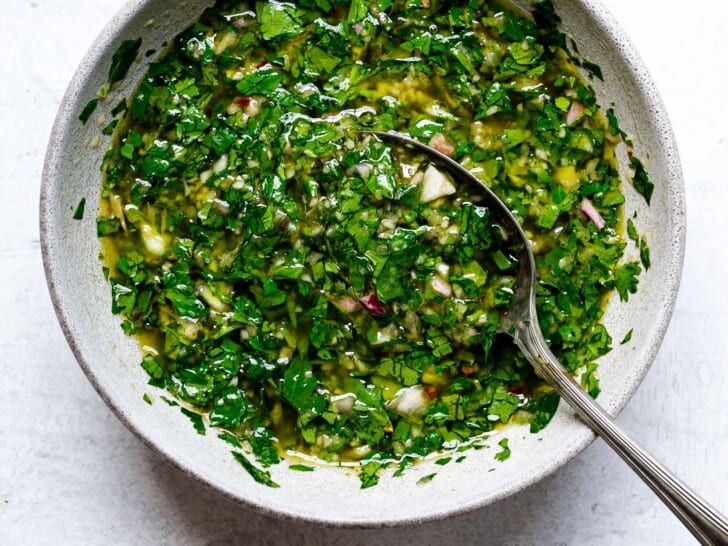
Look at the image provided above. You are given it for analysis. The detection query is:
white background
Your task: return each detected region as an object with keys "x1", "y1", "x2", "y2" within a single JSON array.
[{"x1": 1, "y1": 1, "x2": 726, "y2": 544}]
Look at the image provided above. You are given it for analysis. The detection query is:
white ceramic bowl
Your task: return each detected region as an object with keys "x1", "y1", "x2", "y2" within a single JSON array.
[{"x1": 40, "y1": 0, "x2": 685, "y2": 527}]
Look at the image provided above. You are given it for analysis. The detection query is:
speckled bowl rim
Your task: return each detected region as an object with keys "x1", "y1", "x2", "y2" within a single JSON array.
[{"x1": 40, "y1": 0, "x2": 685, "y2": 528}]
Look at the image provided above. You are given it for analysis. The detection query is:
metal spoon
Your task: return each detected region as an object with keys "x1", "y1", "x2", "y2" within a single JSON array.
[{"x1": 365, "y1": 130, "x2": 728, "y2": 545}]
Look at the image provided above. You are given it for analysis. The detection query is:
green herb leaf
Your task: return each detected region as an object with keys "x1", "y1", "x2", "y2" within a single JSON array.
[
  {"x1": 256, "y1": 1, "x2": 303, "y2": 41},
  {"x1": 289, "y1": 464, "x2": 315, "y2": 472},
  {"x1": 494, "y1": 438, "x2": 511, "y2": 461},
  {"x1": 236, "y1": 67, "x2": 283, "y2": 96},
  {"x1": 615, "y1": 262, "x2": 641, "y2": 302},
  {"x1": 582, "y1": 60, "x2": 603, "y2": 80},
  {"x1": 630, "y1": 156, "x2": 654, "y2": 205},
  {"x1": 79, "y1": 99, "x2": 98, "y2": 124},
  {"x1": 417, "y1": 473, "x2": 437, "y2": 484},
  {"x1": 359, "y1": 460, "x2": 383, "y2": 489},
  {"x1": 141, "y1": 354, "x2": 164, "y2": 380},
  {"x1": 108, "y1": 38, "x2": 142, "y2": 84},
  {"x1": 282, "y1": 357, "x2": 317, "y2": 413},
  {"x1": 640, "y1": 238, "x2": 651, "y2": 270},
  {"x1": 160, "y1": 396, "x2": 178, "y2": 407},
  {"x1": 131, "y1": 79, "x2": 153, "y2": 122},
  {"x1": 231, "y1": 451, "x2": 280, "y2": 488},
  {"x1": 210, "y1": 387, "x2": 248, "y2": 428},
  {"x1": 347, "y1": 0, "x2": 368, "y2": 23},
  {"x1": 102, "y1": 119, "x2": 118, "y2": 135},
  {"x1": 580, "y1": 362, "x2": 600, "y2": 398},
  {"x1": 72, "y1": 198, "x2": 86, "y2": 220},
  {"x1": 606, "y1": 108, "x2": 625, "y2": 138},
  {"x1": 181, "y1": 407, "x2": 206, "y2": 435},
  {"x1": 626, "y1": 218, "x2": 639, "y2": 242},
  {"x1": 524, "y1": 391, "x2": 560, "y2": 433}
]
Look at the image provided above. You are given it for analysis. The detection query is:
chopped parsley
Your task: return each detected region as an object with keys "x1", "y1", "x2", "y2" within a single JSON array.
[
  {"x1": 72, "y1": 198, "x2": 86, "y2": 220},
  {"x1": 78, "y1": 99, "x2": 98, "y2": 124},
  {"x1": 96, "y1": 0, "x2": 650, "y2": 487},
  {"x1": 218, "y1": 431, "x2": 243, "y2": 448},
  {"x1": 181, "y1": 407, "x2": 206, "y2": 435},
  {"x1": 359, "y1": 460, "x2": 383, "y2": 489},
  {"x1": 417, "y1": 473, "x2": 437, "y2": 484},
  {"x1": 630, "y1": 156, "x2": 655, "y2": 205},
  {"x1": 494, "y1": 438, "x2": 511, "y2": 462},
  {"x1": 232, "y1": 451, "x2": 280, "y2": 488},
  {"x1": 523, "y1": 391, "x2": 561, "y2": 433},
  {"x1": 289, "y1": 464, "x2": 315, "y2": 472},
  {"x1": 108, "y1": 38, "x2": 142, "y2": 85}
]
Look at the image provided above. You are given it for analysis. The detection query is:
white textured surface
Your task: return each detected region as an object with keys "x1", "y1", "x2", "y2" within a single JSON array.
[{"x1": 0, "y1": 1, "x2": 725, "y2": 544}]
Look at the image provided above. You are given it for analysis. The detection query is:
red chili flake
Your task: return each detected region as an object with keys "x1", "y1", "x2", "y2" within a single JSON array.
[
  {"x1": 359, "y1": 293, "x2": 386, "y2": 316},
  {"x1": 255, "y1": 60, "x2": 271, "y2": 69},
  {"x1": 461, "y1": 366, "x2": 474, "y2": 376},
  {"x1": 235, "y1": 96, "x2": 251, "y2": 108},
  {"x1": 424, "y1": 386, "x2": 439, "y2": 399}
]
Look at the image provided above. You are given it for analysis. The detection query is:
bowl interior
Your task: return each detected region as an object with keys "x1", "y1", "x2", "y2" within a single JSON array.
[{"x1": 41, "y1": 0, "x2": 684, "y2": 526}]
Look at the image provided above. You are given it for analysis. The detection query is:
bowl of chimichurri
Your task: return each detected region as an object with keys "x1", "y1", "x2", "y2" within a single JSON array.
[{"x1": 41, "y1": 0, "x2": 684, "y2": 526}]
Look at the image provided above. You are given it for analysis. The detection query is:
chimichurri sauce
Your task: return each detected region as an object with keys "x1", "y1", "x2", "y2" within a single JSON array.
[{"x1": 97, "y1": 0, "x2": 648, "y2": 484}]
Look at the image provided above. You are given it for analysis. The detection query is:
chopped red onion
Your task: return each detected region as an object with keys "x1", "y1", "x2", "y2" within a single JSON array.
[
  {"x1": 431, "y1": 276, "x2": 452, "y2": 297},
  {"x1": 338, "y1": 297, "x2": 358, "y2": 313},
  {"x1": 428, "y1": 133, "x2": 455, "y2": 157},
  {"x1": 566, "y1": 101, "x2": 585, "y2": 126},
  {"x1": 350, "y1": 163, "x2": 372, "y2": 179},
  {"x1": 581, "y1": 198, "x2": 605, "y2": 230},
  {"x1": 359, "y1": 293, "x2": 386, "y2": 316}
]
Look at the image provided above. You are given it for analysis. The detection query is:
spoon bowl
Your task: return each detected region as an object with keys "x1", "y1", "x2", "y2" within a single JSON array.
[{"x1": 367, "y1": 130, "x2": 728, "y2": 545}]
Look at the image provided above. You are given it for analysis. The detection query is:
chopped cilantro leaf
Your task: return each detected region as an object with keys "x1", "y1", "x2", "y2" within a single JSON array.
[
  {"x1": 615, "y1": 262, "x2": 641, "y2": 302},
  {"x1": 630, "y1": 156, "x2": 654, "y2": 205},
  {"x1": 606, "y1": 108, "x2": 625, "y2": 138},
  {"x1": 494, "y1": 438, "x2": 511, "y2": 461},
  {"x1": 72, "y1": 198, "x2": 86, "y2": 220},
  {"x1": 102, "y1": 119, "x2": 119, "y2": 135},
  {"x1": 79, "y1": 99, "x2": 98, "y2": 124},
  {"x1": 640, "y1": 239, "x2": 651, "y2": 270},
  {"x1": 236, "y1": 67, "x2": 283, "y2": 96},
  {"x1": 524, "y1": 391, "x2": 560, "y2": 433},
  {"x1": 417, "y1": 473, "x2": 437, "y2": 484},
  {"x1": 582, "y1": 61, "x2": 603, "y2": 81},
  {"x1": 359, "y1": 460, "x2": 383, "y2": 489},
  {"x1": 626, "y1": 218, "x2": 639, "y2": 242},
  {"x1": 108, "y1": 38, "x2": 141, "y2": 84},
  {"x1": 181, "y1": 407, "x2": 206, "y2": 435},
  {"x1": 256, "y1": 1, "x2": 303, "y2": 41},
  {"x1": 289, "y1": 464, "x2": 315, "y2": 472},
  {"x1": 347, "y1": 0, "x2": 368, "y2": 23},
  {"x1": 581, "y1": 363, "x2": 601, "y2": 398},
  {"x1": 231, "y1": 451, "x2": 280, "y2": 488}
]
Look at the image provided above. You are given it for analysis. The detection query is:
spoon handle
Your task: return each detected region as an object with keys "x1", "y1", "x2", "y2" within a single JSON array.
[{"x1": 514, "y1": 318, "x2": 728, "y2": 545}]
